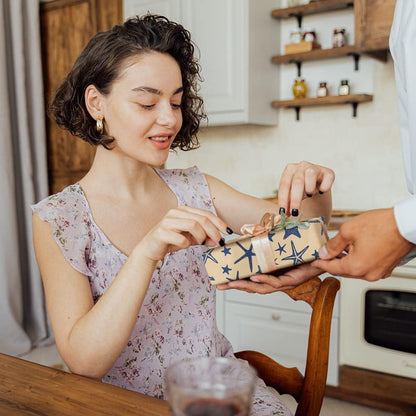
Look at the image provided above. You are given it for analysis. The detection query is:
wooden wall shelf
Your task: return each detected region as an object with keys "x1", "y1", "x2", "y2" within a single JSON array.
[
  {"x1": 272, "y1": 45, "x2": 362, "y2": 74},
  {"x1": 272, "y1": 46, "x2": 388, "y2": 76},
  {"x1": 269, "y1": 0, "x2": 393, "y2": 122},
  {"x1": 272, "y1": 94, "x2": 373, "y2": 120},
  {"x1": 271, "y1": 0, "x2": 354, "y2": 27},
  {"x1": 272, "y1": 45, "x2": 359, "y2": 65}
]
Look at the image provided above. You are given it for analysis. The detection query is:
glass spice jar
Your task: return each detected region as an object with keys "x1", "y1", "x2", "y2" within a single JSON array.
[
  {"x1": 317, "y1": 82, "x2": 328, "y2": 97},
  {"x1": 303, "y1": 29, "x2": 316, "y2": 42},
  {"x1": 332, "y1": 28, "x2": 346, "y2": 48},
  {"x1": 338, "y1": 79, "x2": 350, "y2": 96},
  {"x1": 293, "y1": 77, "x2": 307, "y2": 99},
  {"x1": 290, "y1": 29, "x2": 303, "y2": 44}
]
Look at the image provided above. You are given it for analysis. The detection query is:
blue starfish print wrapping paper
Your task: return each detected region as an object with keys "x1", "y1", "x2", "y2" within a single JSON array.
[{"x1": 203, "y1": 215, "x2": 328, "y2": 285}]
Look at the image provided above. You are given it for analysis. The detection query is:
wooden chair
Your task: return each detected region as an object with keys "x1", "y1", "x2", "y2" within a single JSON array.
[{"x1": 235, "y1": 276, "x2": 340, "y2": 416}]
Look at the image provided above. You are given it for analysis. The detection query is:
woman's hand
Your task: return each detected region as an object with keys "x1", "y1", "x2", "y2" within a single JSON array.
[
  {"x1": 216, "y1": 263, "x2": 324, "y2": 294},
  {"x1": 277, "y1": 161, "x2": 335, "y2": 217},
  {"x1": 137, "y1": 206, "x2": 229, "y2": 262}
]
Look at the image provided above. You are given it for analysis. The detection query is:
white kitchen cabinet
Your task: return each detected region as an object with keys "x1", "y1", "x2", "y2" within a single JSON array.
[
  {"x1": 123, "y1": 0, "x2": 279, "y2": 126},
  {"x1": 124, "y1": 0, "x2": 181, "y2": 22},
  {"x1": 216, "y1": 280, "x2": 340, "y2": 386}
]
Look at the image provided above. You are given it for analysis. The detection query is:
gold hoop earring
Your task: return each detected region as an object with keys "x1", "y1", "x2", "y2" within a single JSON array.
[{"x1": 96, "y1": 117, "x2": 104, "y2": 134}]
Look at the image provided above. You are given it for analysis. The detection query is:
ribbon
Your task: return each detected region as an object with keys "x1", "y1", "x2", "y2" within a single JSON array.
[
  {"x1": 240, "y1": 212, "x2": 310, "y2": 236},
  {"x1": 240, "y1": 212, "x2": 276, "y2": 236},
  {"x1": 240, "y1": 213, "x2": 310, "y2": 274}
]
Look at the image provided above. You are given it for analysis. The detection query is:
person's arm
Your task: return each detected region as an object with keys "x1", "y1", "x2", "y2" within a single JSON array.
[
  {"x1": 389, "y1": 0, "x2": 416, "y2": 251},
  {"x1": 33, "y1": 211, "x2": 156, "y2": 378},
  {"x1": 33, "y1": 206, "x2": 228, "y2": 379}
]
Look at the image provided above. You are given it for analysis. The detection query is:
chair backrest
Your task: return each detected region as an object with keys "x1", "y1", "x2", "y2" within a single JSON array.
[{"x1": 235, "y1": 276, "x2": 340, "y2": 416}]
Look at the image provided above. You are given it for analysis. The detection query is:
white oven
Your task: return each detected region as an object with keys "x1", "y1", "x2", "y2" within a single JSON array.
[{"x1": 339, "y1": 258, "x2": 416, "y2": 379}]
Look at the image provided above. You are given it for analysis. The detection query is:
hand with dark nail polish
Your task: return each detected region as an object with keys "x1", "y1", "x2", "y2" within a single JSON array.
[
  {"x1": 226, "y1": 227, "x2": 234, "y2": 235},
  {"x1": 279, "y1": 207, "x2": 285, "y2": 214},
  {"x1": 306, "y1": 193, "x2": 312, "y2": 198},
  {"x1": 291, "y1": 209, "x2": 299, "y2": 217},
  {"x1": 219, "y1": 238, "x2": 225, "y2": 246}
]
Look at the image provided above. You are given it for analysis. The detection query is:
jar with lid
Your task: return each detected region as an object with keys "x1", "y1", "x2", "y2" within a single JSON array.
[
  {"x1": 338, "y1": 79, "x2": 350, "y2": 96},
  {"x1": 303, "y1": 29, "x2": 316, "y2": 43},
  {"x1": 317, "y1": 82, "x2": 328, "y2": 97},
  {"x1": 290, "y1": 29, "x2": 303, "y2": 44},
  {"x1": 293, "y1": 78, "x2": 307, "y2": 99},
  {"x1": 332, "y1": 28, "x2": 346, "y2": 48}
]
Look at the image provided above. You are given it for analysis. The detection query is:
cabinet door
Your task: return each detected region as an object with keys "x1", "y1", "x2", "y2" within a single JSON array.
[
  {"x1": 41, "y1": 0, "x2": 97, "y2": 194},
  {"x1": 224, "y1": 277, "x2": 340, "y2": 318},
  {"x1": 123, "y1": 0, "x2": 278, "y2": 126},
  {"x1": 40, "y1": 0, "x2": 122, "y2": 194},
  {"x1": 181, "y1": 0, "x2": 246, "y2": 125},
  {"x1": 354, "y1": 0, "x2": 396, "y2": 51},
  {"x1": 124, "y1": 0, "x2": 246, "y2": 125},
  {"x1": 225, "y1": 301, "x2": 339, "y2": 386},
  {"x1": 123, "y1": 0, "x2": 181, "y2": 21}
]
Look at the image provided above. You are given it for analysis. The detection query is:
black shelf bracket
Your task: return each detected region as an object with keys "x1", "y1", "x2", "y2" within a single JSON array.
[
  {"x1": 290, "y1": 102, "x2": 361, "y2": 121},
  {"x1": 292, "y1": 61, "x2": 302, "y2": 76},
  {"x1": 352, "y1": 102, "x2": 358, "y2": 117},
  {"x1": 347, "y1": 53, "x2": 360, "y2": 71},
  {"x1": 295, "y1": 106, "x2": 301, "y2": 121},
  {"x1": 289, "y1": 13, "x2": 302, "y2": 28}
]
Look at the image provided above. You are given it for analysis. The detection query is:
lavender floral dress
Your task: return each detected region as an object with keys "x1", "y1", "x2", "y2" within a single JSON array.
[{"x1": 32, "y1": 166, "x2": 291, "y2": 416}]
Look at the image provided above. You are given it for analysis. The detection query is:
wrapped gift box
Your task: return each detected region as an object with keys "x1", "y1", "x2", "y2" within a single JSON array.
[{"x1": 203, "y1": 214, "x2": 328, "y2": 285}]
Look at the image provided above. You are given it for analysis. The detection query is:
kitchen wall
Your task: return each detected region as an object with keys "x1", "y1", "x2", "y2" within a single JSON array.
[{"x1": 166, "y1": 7, "x2": 408, "y2": 211}]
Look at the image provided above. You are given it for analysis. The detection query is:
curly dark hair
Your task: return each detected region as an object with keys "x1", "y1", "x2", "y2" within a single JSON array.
[{"x1": 51, "y1": 14, "x2": 205, "y2": 151}]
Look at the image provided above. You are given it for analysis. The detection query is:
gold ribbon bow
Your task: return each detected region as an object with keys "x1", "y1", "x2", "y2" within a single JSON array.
[
  {"x1": 240, "y1": 212, "x2": 309, "y2": 237},
  {"x1": 239, "y1": 212, "x2": 310, "y2": 274},
  {"x1": 240, "y1": 212, "x2": 277, "y2": 236}
]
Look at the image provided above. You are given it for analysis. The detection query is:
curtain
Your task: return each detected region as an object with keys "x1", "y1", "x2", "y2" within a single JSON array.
[{"x1": 0, "y1": 0, "x2": 52, "y2": 355}]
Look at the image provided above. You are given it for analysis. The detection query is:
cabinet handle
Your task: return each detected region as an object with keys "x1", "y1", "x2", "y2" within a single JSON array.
[{"x1": 271, "y1": 313, "x2": 280, "y2": 321}]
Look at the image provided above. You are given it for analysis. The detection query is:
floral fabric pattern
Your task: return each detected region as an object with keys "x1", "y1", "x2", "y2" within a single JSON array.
[{"x1": 31, "y1": 166, "x2": 291, "y2": 416}]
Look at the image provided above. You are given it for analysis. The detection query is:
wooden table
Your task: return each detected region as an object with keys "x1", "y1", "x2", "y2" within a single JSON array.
[{"x1": 0, "y1": 353, "x2": 171, "y2": 415}]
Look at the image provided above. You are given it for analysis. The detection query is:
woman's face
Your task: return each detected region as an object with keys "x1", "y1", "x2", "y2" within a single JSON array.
[{"x1": 100, "y1": 52, "x2": 183, "y2": 166}]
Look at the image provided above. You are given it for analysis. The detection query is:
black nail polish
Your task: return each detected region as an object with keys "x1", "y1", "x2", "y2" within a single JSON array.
[
  {"x1": 279, "y1": 207, "x2": 285, "y2": 214},
  {"x1": 319, "y1": 191, "x2": 324, "y2": 195},
  {"x1": 306, "y1": 193, "x2": 313, "y2": 198},
  {"x1": 202, "y1": 240, "x2": 206, "y2": 245},
  {"x1": 219, "y1": 238, "x2": 225, "y2": 246},
  {"x1": 226, "y1": 227, "x2": 234, "y2": 235},
  {"x1": 291, "y1": 209, "x2": 299, "y2": 217}
]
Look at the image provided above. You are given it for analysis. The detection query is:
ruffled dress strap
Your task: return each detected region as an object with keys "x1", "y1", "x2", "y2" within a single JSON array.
[
  {"x1": 31, "y1": 184, "x2": 92, "y2": 277},
  {"x1": 155, "y1": 166, "x2": 216, "y2": 214}
]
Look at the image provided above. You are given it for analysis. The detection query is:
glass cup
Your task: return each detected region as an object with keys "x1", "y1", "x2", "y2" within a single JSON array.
[{"x1": 166, "y1": 356, "x2": 257, "y2": 416}]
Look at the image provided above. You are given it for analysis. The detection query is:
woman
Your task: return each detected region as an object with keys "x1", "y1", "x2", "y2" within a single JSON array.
[{"x1": 32, "y1": 15, "x2": 334, "y2": 415}]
